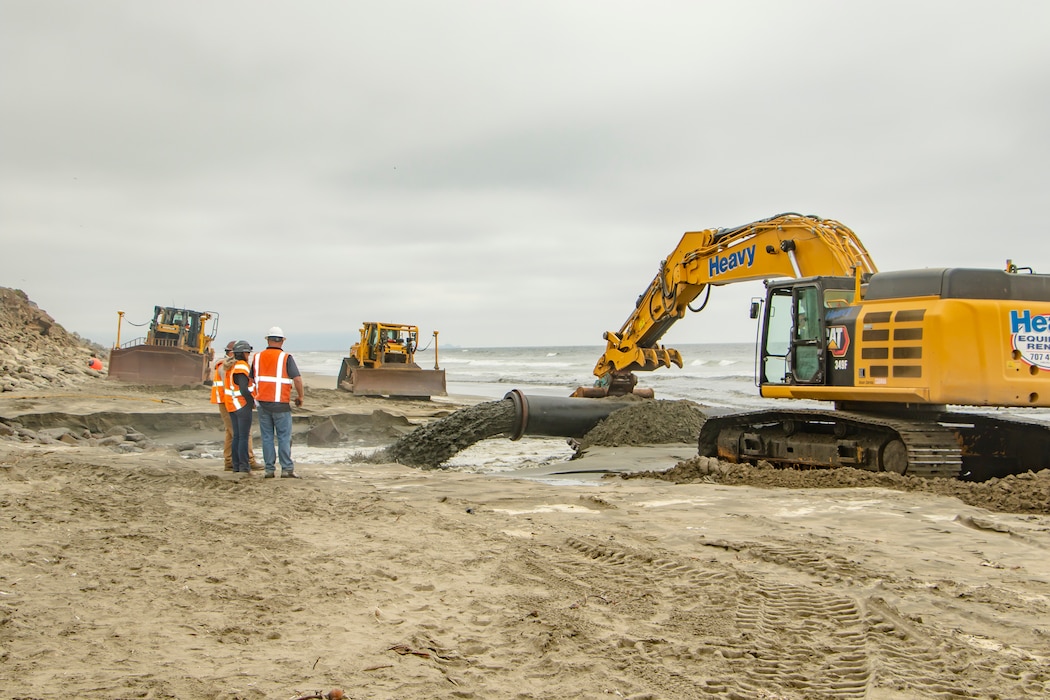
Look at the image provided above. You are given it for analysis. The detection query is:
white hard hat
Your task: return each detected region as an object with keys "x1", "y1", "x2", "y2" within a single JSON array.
[{"x1": 266, "y1": 326, "x2": 285, "y2": 339}]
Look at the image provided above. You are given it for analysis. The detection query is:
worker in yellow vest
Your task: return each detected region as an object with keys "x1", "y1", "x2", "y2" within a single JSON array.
[{"x1": 212, "y1": 342, "x2": 258, "y2": 471}]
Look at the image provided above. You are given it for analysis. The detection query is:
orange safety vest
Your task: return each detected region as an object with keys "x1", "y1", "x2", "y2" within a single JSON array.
[
  {"x1": 210, "y1": 362, "x2": 225, "y2": 405},
  {"x1": 252, "y1": 348, "x2": 293, "y2": 403},
  {"x1": 224, "y1": 360, "x2": 253, "y2": 411}
]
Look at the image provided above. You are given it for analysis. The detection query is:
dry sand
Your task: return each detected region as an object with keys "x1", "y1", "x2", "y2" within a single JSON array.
[{"x1": 3, "y1": 289, "x2": 1050, "y2": 698}]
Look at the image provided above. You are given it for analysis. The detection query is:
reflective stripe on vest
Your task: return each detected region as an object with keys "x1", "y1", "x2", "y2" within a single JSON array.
[
  {"x1": 252, "y1": 348, "x2": 293, "y2": 403},
  {"x1": 210, "y1": 364, "x2": 225, "y2": 404},
  {"x1": 224, "y1": 360, "x2": 252, "y2": 411}
]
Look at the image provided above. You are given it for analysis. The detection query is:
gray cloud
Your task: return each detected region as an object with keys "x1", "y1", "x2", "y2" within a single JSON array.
[{"x1": 3, "y1": 1, "x2": 1048, "y2": 353}]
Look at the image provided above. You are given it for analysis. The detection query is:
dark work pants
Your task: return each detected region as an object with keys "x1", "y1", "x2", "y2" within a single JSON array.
[{"x1": 230, "y1": 406, "x2": 254, "y2": 473}]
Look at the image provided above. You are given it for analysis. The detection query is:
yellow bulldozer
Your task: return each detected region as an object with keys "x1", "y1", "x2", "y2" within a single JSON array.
[
  {"x1": 108, "y1": 306, "x2": 218, "y2": 386},
  {"x1": 337, "y1": 322, "x2": 447, "y2": 399}
]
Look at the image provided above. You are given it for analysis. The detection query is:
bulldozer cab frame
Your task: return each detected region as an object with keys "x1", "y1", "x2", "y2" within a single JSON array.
[
  {"x1": 358, "y1": 322, "x2": 420, "y2": 367},
  {"x1": 145, "y1": 306, "x2": 216, "y2": 354}
]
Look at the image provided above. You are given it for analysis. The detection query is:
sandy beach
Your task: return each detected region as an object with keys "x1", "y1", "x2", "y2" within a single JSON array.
[
  {"x1": 3, "y1": 290, "x2": 1050, "y2": 699},
  {"x1": 2, "y1": 372, "x2": 1050, "y2": 699}
]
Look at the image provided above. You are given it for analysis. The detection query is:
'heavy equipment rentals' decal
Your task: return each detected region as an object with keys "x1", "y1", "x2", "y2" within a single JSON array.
[
  {"x1": 708, "y1": 244, "x2": 756, "y2": 277},
  {"x1": 1010, "y1": 309, "x2": 1050, "y2": 369}
]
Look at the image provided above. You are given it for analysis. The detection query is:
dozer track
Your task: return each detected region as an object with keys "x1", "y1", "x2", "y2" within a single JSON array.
[{"x1": 698, "y1": 408, "x2": 1050, "y2": 481}]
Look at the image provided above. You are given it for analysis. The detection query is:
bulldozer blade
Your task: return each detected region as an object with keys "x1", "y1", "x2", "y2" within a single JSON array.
[
  {"x1": 342, "y1": 367, "x2": 447, "y2": 399},
  {"x1": 108, "y1": 346, "x2": 210, "y2": 387}
]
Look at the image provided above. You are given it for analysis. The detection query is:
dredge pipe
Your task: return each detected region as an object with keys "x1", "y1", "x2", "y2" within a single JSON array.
[{"x1": 504, "y1": 389, "x2": 634, "y2": 441}]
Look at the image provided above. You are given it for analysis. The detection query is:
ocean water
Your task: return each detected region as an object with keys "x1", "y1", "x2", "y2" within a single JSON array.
[
  {"x1": 292, "y1": 342, "x2": 769, "y2": 477},
  {"x1": 288, "y1": 342, "x2": 1050, "y2": 477},
  {"x1": 296, "y1": 342, "x2": 772, "y2": 411}
]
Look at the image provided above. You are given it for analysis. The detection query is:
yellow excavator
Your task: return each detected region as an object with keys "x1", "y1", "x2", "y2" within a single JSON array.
[
  {"x1": 108, "y1": 306, "x2": 218, "y2": 386},
  {"x1": 576, "y1": 213, "x2": 1050, "y2": 480},
  {"x1": 337, "y1": 322, "x2": 447, "y2": 399}
]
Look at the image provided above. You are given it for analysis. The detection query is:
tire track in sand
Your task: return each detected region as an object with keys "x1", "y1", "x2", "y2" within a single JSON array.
[
  {"x1": 741, "y1": 539, "x2": 1050, "y2": 698},
  {"x1": 494, "y1": 534, "x2": 1048, "y2": 698}
]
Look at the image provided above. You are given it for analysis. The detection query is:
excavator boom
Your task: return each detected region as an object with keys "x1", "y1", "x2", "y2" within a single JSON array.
[{"x1": 583, "y1": 213, "x2": 876, "y2": 393}]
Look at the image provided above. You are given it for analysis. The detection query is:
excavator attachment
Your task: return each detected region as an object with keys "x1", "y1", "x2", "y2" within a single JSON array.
[
  {"x1": 572, "y1": 384, "x2": 654, "y2": 399},
  {"x1": 337, "y1": 322, "x2": 447, "y2": 399},
  {"x1": 571, "y1": 369, "x2": 655, "y2": 399}
]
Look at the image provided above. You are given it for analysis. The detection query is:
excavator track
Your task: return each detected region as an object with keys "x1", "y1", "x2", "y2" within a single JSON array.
[
  {"x1": 837, "y1": 411, "x2": 962, "y2": 479},
  {"x1": 697, "y1": 408, "x2": 1050, "y2": 481},
  {"x1": 938, "y1": 411, "x2": 1050, "y2": 481}
]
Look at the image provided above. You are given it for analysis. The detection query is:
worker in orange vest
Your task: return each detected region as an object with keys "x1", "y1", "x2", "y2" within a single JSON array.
[
  {"x1": 212, "y1": 342, "x2": 258, "y2": 472},
  {"x1": 251, "y1": 326, "x2": 305, "y2": 479},
  {"x1": 223, "y1": 340, "x2": 256, "y2": 475}
]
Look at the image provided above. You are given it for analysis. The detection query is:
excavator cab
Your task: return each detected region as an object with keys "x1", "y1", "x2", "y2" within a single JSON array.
[{"x1": 758, "y1": 277, "x2": 857, "y2": 388}]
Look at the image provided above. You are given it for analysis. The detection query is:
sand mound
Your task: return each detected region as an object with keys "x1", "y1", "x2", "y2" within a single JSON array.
[
  {"x1": 635, "y1": 455, "x2": 1050, "y2": 514},
  {"x1": 576, "y1": 399, "x2": 706, "y2": 448},
  {"x1": 0, "y1": 287, "x2": 103, "y2": 392}
]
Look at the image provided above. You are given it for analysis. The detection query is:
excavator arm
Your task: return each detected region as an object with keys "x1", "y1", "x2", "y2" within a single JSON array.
[{"x1": 582, "y1": 213, "x2": 878, "y2": 396}]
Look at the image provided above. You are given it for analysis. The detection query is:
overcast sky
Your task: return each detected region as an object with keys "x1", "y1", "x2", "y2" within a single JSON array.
[{"x1": 3, "y1": 1, "x2": 1048, "y2": 352}]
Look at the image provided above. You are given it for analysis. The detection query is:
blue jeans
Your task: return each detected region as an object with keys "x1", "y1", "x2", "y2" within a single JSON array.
[{"x1": 257, "y1": 405, "x2": 294, "y2": 474}]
